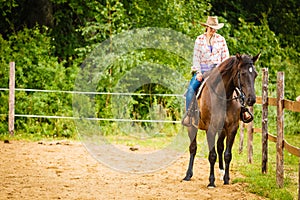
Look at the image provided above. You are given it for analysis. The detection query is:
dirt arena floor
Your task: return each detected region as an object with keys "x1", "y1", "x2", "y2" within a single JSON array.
[{"x1": 0, "y1": 140, "x2": 265, "y2": 200}]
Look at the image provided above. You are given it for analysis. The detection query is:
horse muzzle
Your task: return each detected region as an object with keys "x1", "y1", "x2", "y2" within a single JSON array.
[{"x1": 246, "y1": 95, "x2": 256, "y2": 106}]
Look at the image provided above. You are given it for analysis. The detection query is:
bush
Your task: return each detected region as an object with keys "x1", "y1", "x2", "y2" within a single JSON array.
[{"x1": 0, "y1": 27, "x2": 77, "y2": 138}]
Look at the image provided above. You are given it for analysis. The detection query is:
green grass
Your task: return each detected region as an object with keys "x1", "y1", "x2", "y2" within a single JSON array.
[
  {"x1": 231, "y1": 132, "x2": 299, "y2": 200},
  {"x1": 0, "y1": 129, "x2": 80, "y2": 142},
  {"x1": 0, "y1": 133, "x2": 77, "y2": 142}
]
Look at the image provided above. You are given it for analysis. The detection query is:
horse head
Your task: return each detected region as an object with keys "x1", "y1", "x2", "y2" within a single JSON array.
[{"x1": 235, "y1": 52, "x2": 261, "y2": 106}]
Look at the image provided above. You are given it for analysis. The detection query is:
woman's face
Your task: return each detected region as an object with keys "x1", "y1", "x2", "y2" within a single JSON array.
[{"x1": 207, "y1": 27, "x2": 216, "y2": 36}]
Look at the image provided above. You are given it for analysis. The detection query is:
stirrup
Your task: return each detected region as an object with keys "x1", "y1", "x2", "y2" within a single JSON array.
[{"x1": 240, "y1": 107, "x2": 253, "y2": 123}]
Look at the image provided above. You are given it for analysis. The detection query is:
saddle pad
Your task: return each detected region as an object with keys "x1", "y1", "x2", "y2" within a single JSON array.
[{"x1": 196, "y1": 76, "x2": 209, "y2": 99}]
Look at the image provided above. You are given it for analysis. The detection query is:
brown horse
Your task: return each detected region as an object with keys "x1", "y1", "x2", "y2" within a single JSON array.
[{"x1": 183, "y1": 53, "x2": 261, "y2": 188}]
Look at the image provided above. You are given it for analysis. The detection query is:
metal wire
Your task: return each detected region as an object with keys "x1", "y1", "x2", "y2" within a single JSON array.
[
  {"x1": 15, "y1": 114, "x2": 181, "y2": 123},
  {"x1": 0, "y1": 88, "x2": 183, "y2": 97},
  {"x1": 0, "y1": 87, "x2": 183, "y2": 123}
]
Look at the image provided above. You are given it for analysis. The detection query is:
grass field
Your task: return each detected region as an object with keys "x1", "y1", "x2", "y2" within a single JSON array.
[{"x1": 233, "y1": 132, "x2": 299, "y2": 200}]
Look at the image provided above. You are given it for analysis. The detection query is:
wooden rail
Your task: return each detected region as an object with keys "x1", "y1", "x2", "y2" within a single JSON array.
[
  {"x1": 256, "y1": 97, "x2": 300, "y2": 112},
  {"x1": 253, "y1": 128, "x2": 300, "y2": 158}
]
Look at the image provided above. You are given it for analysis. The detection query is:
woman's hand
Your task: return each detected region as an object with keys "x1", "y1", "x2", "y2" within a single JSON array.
[{"x1": 196, "y1": 72, "x2": 203, "y2": 82}]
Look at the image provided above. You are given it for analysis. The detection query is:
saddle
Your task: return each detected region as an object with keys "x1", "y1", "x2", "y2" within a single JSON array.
[{"x1": 181, "y1": 78, "x2": 208, "y2": 128}]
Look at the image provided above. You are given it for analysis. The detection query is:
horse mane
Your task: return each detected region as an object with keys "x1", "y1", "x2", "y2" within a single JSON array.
[
  {"x1": 207, "y1": 54, "x2": 254, "y2": 91},
  {"x1": 217, "y1": 56, "x2": 239, "y2": 76},
  {"x1": 217, "y1": 54, "x2": 254, "y2": 76},
  {"x1": 207, "y1": 56, "x2": 240, "y2": 91}
]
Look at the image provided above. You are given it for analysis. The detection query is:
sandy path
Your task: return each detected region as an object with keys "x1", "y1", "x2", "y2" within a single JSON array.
[{"x1": 0, "y1": 140, "x2": 264, "y2": 200}]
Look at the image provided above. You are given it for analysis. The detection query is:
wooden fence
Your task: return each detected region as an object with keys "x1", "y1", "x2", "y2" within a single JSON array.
[{"x1": 240, "y1": 68, "x2": 300, "y2": 199}]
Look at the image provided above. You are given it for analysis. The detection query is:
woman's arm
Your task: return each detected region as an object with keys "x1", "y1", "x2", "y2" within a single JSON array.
[
  {"x1": 221, "y1": 37, "x2": 230, "y2": 61},
  {"x1": 192, "y1": 37, "x2": 202, "y2": 73}
]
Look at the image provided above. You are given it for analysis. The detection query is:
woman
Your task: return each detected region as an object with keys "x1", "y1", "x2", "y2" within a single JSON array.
[{"x1": 183, "y1": 16, "x2": 229, "y2": 126}]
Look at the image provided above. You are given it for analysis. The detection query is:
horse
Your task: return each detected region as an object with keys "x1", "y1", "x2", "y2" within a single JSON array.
[{"x1": 183, "y1": 53, "x2": 261, "y2": 188}]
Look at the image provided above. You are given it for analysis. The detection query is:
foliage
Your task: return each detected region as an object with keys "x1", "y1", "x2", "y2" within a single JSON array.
[
  {"x1": 210, "y1": 0, "x2": 300, "y2": 52},
  {"x1": 0, "y1": 1, "x2": 299, "y2": 136},
  {"x1": 0, "y1": 26, "x2": 77, "y2": 137}
]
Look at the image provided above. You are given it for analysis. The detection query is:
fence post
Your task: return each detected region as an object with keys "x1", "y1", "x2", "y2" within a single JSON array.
[
  {"x1": 247, "y1": 106, "x2": 253, "y2": 164},
  {"x1": 262, "y1": 68, "x2": 268, "y2": 173},
  {"x1": 276, "y1": 72, "x2": 284, "y2": 188},
  {"x1": 9, "y1": 62, "x2": 15, "y2": 136},
  {"x1": 239, "y1": 121, "x2": 245, "y2": 154}
]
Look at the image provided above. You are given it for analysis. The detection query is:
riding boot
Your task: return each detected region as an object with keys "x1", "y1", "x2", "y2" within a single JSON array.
[
  {"x1": 182, "y1": 113, "x2": 192, "y2": 127},
  {"x1": 182, "y1": 114, "x2": 199, "y2": 128},
  {"x1": 182, "y1": 97, "x2": 199, "y2": 128}
]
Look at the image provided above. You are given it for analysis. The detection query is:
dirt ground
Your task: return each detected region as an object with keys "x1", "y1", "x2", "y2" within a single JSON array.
[{"x1": 0, "y1": 140, "x2": 265, "y2": 200}]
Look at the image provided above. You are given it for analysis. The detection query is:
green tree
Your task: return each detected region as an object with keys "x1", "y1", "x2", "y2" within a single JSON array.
[{"x1": 210, "y1": 0, "x2": 300, "y2": 51}]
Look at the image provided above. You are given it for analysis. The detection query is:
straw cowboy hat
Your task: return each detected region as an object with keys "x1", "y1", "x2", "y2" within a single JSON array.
[{"x1": 200, "y1": 16, "x2": 224, "y2": 30}]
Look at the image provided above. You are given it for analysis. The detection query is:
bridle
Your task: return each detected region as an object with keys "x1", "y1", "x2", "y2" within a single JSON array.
[
  {"x1": 235, "y1": 71, "x2": 246, "y2": 105},
  {"x1": 234, "y1": 68, "x2": 254, "y2": 123}
]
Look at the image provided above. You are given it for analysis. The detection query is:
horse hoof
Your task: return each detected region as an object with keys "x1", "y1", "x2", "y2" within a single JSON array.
[
  {"x1": 183, "y1": 172, "x2": 193, "y2": 181},
  {"x1": 224, "y1": 177, "x2": 230, "y2": 185},
  {"x1": 207, "y1": 184, "x2": 216, "y2": 188},
  {"x1": 183, "y1": 176, "x2": 191, "y2": 181}
]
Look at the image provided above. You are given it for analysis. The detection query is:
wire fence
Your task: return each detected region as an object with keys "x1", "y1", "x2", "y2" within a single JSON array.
[
  {"x1": 0, "y1": 87, "x2": 184, "y2": 96},
  {"x1": 0, "y1": 87, "x2": 184, "y2": 124}
]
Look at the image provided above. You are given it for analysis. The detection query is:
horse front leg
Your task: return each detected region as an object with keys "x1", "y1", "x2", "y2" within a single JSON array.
[
  {"x1": 223, "y1": 131, "x2": 237, "y2": 185},
  {"x1": 223, "y1": 148, "x2": 232, "y2": 185},
  {"x1": 183, "y1": 126, "x2": 198, "y2": 181}
]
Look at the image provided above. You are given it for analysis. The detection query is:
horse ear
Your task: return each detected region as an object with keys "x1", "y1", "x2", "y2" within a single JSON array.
[
  {"x1": 252, "y1": 52, "x2": 261, "y2": 63},
  {"x1": 236, "y1": 53, "x2": 242, "y2": 61}
]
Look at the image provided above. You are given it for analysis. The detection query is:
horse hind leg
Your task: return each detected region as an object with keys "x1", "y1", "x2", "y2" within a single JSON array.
[
  {"x1": 183, "y1": 126, "x2": 198, "y2": 181},
  {"x1": 223, "y1": 131, "x2": 237, "y2": 185}
]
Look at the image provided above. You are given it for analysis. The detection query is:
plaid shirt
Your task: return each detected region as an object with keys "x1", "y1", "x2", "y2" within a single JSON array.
[{"x1": 191, "y1": 33, "x2": 229, "y2": 73}]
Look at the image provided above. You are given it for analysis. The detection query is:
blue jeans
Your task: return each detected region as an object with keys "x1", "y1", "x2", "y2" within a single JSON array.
[{"x1": 186, "y1": 73, "x2": 203, "y2": 111}]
